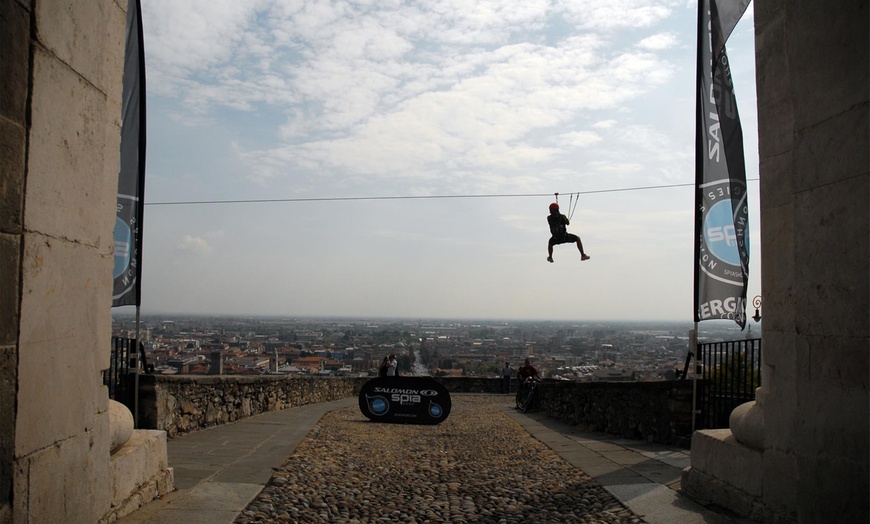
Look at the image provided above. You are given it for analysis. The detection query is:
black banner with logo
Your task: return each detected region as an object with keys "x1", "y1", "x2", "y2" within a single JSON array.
[
  {"x1": 113, "y1": 0, "x2": 147, "y2": 307},
  {"x1": 693, "y1": 0, "x2": 751, "y2": 328},
  {"x1": 359, "y1": 377, "x2": 451, "y2": 425}
]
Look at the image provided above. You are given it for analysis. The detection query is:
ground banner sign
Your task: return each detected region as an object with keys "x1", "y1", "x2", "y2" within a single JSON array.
[
  {"x1": 359, "y1": 377, "x2": 452, "y2": 425},
  {"x1": 693, "y1": 0, "x2": 751, "y2": 328}
]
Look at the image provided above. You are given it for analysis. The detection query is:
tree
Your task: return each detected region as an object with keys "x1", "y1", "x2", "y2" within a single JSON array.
[
  {"x1": 398, "y1": 353, "x2": 412, "y2": 372},
  {"x1": 708, "y1": 350, "x2": 761, "y2": 394}
]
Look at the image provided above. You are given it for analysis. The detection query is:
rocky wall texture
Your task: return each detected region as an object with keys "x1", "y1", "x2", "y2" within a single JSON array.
[
  {"x1": 535, "y1": 380, "x2": 695, "y2": 446},
  {"x1": 138, "y1": 375, "x2": 368, "y2": 437},
  {"x1": 140, "y1": 375, "x2": 693, "y2": 445}
]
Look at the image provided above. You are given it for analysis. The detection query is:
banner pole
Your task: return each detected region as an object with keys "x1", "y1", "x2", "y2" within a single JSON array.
[
  {"x1": 134, "y1": 306, "x2": 140, "y2": 428},
  {"x1": 691, "y1": 322, "x2": 698, "y2": 433}
]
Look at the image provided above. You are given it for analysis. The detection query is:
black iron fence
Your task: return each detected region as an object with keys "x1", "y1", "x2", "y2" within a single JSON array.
[
  {"x1": 105, "y1": 336, "x2": 150, "y2": 415},
  {"x1": 695, "y1": 338, "x2": 762, "y2": 429}
]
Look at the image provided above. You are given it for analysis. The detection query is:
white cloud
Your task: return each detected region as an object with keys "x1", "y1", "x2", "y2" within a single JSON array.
[
  {"x1": 593, "y1": 119, "x2": 618, "y2": 129},
  {"x1": 636, "y1": 32, "x2": 680, "y2": 50},
  {"x1": 555, "y1": 131, "x2": 602, "y2": 148},
  {"x1": 177, "y1": 235, "x2": 214, "y2": 256},
  {"x1": 554, "y1": 0, "x2": 680, "y2": 30}
]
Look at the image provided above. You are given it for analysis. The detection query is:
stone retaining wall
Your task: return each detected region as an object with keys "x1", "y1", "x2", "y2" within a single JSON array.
[
  {"x1": 535, "y1": 380, "x2": 695, "y2": 447},
  {"x1": 137, "y1": 375, "x2": 368, "y2": 438},
  {"x1": 138, "y1": 375, "x2": 693, "y2": 445}
]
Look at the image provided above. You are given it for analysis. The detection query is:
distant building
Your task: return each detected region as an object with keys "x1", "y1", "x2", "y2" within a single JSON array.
[{"x1": 591, "y1": 369, "x2": 636, "y2": 382}]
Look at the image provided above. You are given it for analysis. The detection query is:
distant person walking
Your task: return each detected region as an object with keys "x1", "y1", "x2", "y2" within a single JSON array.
[
  {"x1": 501, "y1": 362, "x2": 513, "y2": 393},
  {"x1": 547, "y1": 202, "x2": 590, "y2": 263},
  {"x1": 378, "y1": 356, "x2": 390, "y2": 377}
]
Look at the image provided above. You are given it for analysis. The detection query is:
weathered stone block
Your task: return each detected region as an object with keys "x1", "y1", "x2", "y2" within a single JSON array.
[
  {"x1": 794, "y1": 107, "x2": 870, "y2": 193},
  {"x1": 792, "y1": 349, "x2": 869, "y2": 467},
  {"x1": 762, "y1": 448, "x2": 798, "y2": 519},
  {"x1": 681, "y1": 465, "x2": 766, "y2": 521},
  {"x1": 0, "y1": 118, "x2": 25, "y2": 235},
  {"x1": 754, "y1": 10, "x2": 793, "y2": 160},
  {"x1": 14, "y1": 429, "x2": 109, "y2": 523},
  {"x1": 17, "y1": 233, "x2": 112, "y2": 455},
  {"x1": 794, "y1": 176, "x2": 869, "y2": 337},
  {"x1": 788, "y1": 2, "x2": 869, "y2": 132},
  {"x1": 109, "y1": 430, "x2": 171, "y2": 512},
  {"x1": 758, "y1": 204, "x2": 794, "y2": 333},
  {"x1": 796, "y1": 451, "x2": 869, "y2": 524},
  {"x1": 0, "y1": 1, "x2": 30, "y2": 125},
  {"x1": 34, "y1": 0, "x2": 115, "y2": 95},
  {"x1": 755, "y1": 333, "x2": 799, "y2": 452},
  {"x1": 689, "y1": 429, "x2": 763, "y2": 497},
  {"x1": 104, "y1": 1, "x2": 126, "y2": 115},
  {"x1": 0, "y1": 234, "x2": 20, "y2": 346},
  {"x1": 757, "y1": 148, "x2": 795, "y2": 213},
  {"x1": 25, "y1": 47, "x2": 115, "y2": 247}
]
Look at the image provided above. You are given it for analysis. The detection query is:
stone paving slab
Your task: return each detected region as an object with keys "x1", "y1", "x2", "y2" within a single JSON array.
[
  {"x1": 503, "y1": 408, "x2": 754, "y2": 524},
  {"x1": 599, "y1": 449, "x2": 654, "y2": 465},
  {"x1": 236, "y1": 395, "x2": 643, "y2": 523},
  {"x1": 119, "y1": 394, "x2": 751, "y2": 524},
  {"x1": 118, "y1": 398, "x2": 357, "y2": 524}
]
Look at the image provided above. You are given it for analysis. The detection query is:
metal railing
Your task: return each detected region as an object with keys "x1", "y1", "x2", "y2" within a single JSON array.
[
  {"x1": 695, "y1": 338, "x2": 762, "y2": 429},
  {"x1": 105, "y1": 336, "x2": 150, "y2": 416}
]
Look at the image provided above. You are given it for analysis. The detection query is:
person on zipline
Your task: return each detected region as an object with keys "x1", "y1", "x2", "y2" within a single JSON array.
[{"x1": 547, "y1": 202, "x2": 590, "y2": 263}]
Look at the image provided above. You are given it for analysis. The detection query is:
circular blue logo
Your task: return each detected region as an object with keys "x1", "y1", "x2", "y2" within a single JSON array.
[
  {"x1": 113, "y1": 217, "x2": 132, "y2": 278},
  {"x1": 429, "y1": 402, "x2": 442, "y2": 418},
  {"x1": 704, "y1": 200, "x2": 740, "y2": 265},
  {"x1": 370, "y1": 397, "x2": 388, "y2": 415}
]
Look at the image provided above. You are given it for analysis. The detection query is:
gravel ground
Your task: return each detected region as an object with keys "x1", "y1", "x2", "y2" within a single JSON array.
[{"x1": 235, "y1": 394, "x2": 646, "y2": 524}]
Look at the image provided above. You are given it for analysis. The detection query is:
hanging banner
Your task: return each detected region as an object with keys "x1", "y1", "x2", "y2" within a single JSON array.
[
  {"x1": 113, "y1": 0, "x2": 147, "y2": 307},
  {"x1": 359, "y1": 377, "x2": 452, "y2": 425},
  {"x1": 694, "y1": 0, "x2": 751, "y2": 328}
]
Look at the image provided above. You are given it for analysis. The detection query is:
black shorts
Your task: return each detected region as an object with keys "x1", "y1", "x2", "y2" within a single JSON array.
[{"x1": 550, "y1": 234, "x2": 579, "y2": 245}]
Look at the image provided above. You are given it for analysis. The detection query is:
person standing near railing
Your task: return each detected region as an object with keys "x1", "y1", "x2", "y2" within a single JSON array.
[{"x1": 501, "y1": 362, "x2": 513, "y2": 393}]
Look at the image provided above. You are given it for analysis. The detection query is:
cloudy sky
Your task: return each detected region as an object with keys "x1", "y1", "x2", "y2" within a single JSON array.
[{"x1": 126, "y1": 0, "x2": 760, "y2": 323}]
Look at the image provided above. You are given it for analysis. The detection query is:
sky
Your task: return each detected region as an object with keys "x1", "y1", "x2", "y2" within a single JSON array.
[{"x1": 124, "y1": 0, "x2": 761, "y2": 323}]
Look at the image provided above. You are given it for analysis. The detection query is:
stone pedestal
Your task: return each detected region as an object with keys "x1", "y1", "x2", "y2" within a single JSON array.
[
  {"x1": 681, "y1": 429, "x2": 765, "y2": 521},
  {"x1": 102, "y1": 430, "x2": 174, "y2": 523}
]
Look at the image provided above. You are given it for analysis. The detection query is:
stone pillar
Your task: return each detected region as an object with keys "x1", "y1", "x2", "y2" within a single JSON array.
[
  {"x1": 682, "y1": 2, "x2": 869, "y2": 523},
  {"x1": 0, "y1": 1, "x2": 172, "y2": 522},
  {"x1": 0, "y1": 1, "x2": 30, "y2": 521},
  {"x1": 755, "y1": 1, "x2": 868, "y2": 521},
  {"x1": 0, "y1": 1, "x2": 124, "y2": 521}
]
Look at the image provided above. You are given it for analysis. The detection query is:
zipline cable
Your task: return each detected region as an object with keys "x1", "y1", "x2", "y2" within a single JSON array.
[{"x1": 144, "y1": 179, "x2": 759, "y2": 207}]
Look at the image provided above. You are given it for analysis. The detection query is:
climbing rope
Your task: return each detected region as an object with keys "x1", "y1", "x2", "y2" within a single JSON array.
[{"x1": 554, "y1": 192, "x2": 580, "y2": 221}]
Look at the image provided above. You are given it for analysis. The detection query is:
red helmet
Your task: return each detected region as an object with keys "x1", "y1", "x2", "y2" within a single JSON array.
[{"x1": 549, "y1": 202, "x2": 559, "y2": 211}]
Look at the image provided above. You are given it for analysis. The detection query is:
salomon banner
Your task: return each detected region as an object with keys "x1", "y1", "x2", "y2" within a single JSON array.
[
  {"x1": 113, "y1": 0, "x2": 147, "y2": 307},
  {"x1": 693, "y1": 0, "x2": 751, "y2": 328},
  {"x1": 359, "y1": 377, "x2": 451, "y2": 425}
]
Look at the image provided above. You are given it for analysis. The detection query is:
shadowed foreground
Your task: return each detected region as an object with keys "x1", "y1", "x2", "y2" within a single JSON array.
[{"x1": 235, "y1": 395, "x2": 643, "y2": 523}]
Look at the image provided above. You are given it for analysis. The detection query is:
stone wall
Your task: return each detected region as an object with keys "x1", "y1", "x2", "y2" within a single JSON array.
[
  {"x1": 140, "y1": 375, "x2": 693, "y2": 445},
  {"x1": 139, "y1": 375, "x2": 369, "y2": 437},
  {"x1": 535, "y1": 380, "x2": 694, "y2": 446}
]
